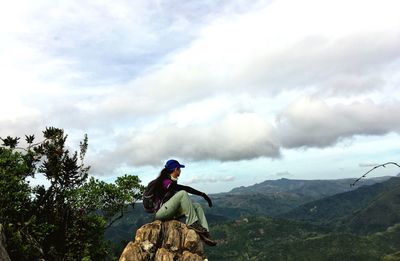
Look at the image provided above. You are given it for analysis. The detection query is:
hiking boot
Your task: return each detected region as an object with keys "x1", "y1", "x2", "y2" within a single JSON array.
[
  {"x1": 188, "y1": 221, "x2": 208, "y2": 234},
  {"x1": 199, "y1": 233, "x2": 217, "y2": 247}
]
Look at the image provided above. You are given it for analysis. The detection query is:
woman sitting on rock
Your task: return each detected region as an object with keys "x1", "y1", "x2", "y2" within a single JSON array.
[{"x1": 153, "y1": 159, "x2": 217, "y2": 246}]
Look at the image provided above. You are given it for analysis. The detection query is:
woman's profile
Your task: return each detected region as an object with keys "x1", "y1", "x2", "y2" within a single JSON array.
[{"x1": 153, "y1": 159, "x2": 217, "y2": 246}]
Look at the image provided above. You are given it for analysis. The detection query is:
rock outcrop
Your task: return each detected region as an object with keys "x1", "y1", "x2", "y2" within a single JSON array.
[
  {"x1": 119, "y1": 220, "x2": 208, "y2": 261},
  {"x1": 0, "y1": 224, "x2": 11, "y2": 261}
]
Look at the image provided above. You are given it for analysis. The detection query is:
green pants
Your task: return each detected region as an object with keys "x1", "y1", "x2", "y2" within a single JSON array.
[{"x1": 155, "y1": 190, "x2": 209, "y2": 231}]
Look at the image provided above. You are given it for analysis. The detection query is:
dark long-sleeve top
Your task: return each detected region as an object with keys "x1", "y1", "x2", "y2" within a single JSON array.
[{"x1": 154, "y1": 177, "x2": 203, "y2": 211}]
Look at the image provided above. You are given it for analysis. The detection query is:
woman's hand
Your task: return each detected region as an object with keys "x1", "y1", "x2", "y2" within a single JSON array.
[{"x1": 202, "y1": 193, "x2": 213, "y2": 207}]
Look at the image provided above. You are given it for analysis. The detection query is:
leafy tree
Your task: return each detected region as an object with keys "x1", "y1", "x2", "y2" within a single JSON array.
[
  {"x1": 0, "y1": 127, "x2": 144, "y2": 260},
  {"x1": 72, "y1": 175, "x2": 144, "y2": 228},
  {"x1": 0, "y1": 135, "x2": 43, "y2": 260}
]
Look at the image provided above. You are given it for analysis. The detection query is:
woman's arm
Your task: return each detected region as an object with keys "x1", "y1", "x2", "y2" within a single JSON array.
[
  {"x1": 169, "y1": 183, "x2": 213, "y2": 207},
  {"x1": 175, "y1": 184, "x2": 203, "y2": 196}
]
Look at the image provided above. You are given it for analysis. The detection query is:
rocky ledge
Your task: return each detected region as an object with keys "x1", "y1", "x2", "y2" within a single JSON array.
[{"x1": 119, "y1": 220, "x2": 209, "y2": 261}]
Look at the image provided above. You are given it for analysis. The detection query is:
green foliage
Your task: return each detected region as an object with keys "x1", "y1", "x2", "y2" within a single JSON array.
[
  {"x1": 0, "y1": 146, "x2": 39, "y2": 260},
  {"x1": 204, "y1": 193, "x2": 307, "y2": 221},
  {"x1": 205, "y1": 177, "x2": 389, "y2": 222},
  {"x1": 346, "y1": 181, "x2": 400, "y2": 234},
  {"x1": 64, "y1": 215, "x2": 108, "y2": 261},
  {"x1": 104, "y1": 204, "x2": 154, "y2": 257},
  {"x1": 382, "y1": 251, "x2": 400, "y2": 261},
  {"x1": 72, "y1": 175, "x2": 144, "y2": 227},
  {"x1": 1, "y1": 136, "x2": 20, "y2": 148},
  {"x1": 202, "y1": 178, "x2": 400, "y2": 260},
  {"x1": 0, "y1": 127, "x2": 144, "y2": 261},
  {"x1": 0, "y1": 149, "x2": 30, "y2": 216},
  {"x1": 282, "y1": 177, "x2": 400, "y2": 234},
  {"x1": 104, "y1": 177, "x2": 400, "y2": 260},
  {"x1": 205, "y1": 217, "x2": 400, "y2": 260}
]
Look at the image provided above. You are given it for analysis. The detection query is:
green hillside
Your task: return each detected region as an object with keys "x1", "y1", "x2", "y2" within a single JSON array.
[
  {"x1": 104, "y1": 204, "x2": 153, "y2": 256},
  {"x1": 205, "y1": 177, "x2": 391, "y2": 220},
  {"x1": 106, "y1": 176, "x2": 400, "y2": 260},
  {"x1": 281, "y1": 177, "x2": 400, "y2": 233},
  {"x1": 206, "y1": 217, "x2": 400, "y2": 261},
  {"x1": 229, "y1": 177, "x2": 390, "y2": 196},
  {"x1": 204, "y1": 192, "x2": 306, "y2": 220},
  {"x1": 346, "y1": 181, "x2": 400, "y2": 234}
]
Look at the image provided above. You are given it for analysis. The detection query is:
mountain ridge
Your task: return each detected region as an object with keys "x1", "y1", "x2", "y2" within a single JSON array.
[
  {"x1": 106, "y1": 175, "x2": 400, "y2": 260},
  {"x1": 228, "y1": 176, "x2": 392, "y2": 195},
  {"x1": 281, "y1": 177, "x2": 400, "y2": 234},
  {"x1": 204, "y1": 176, "x2": 393, "y2": 220}
]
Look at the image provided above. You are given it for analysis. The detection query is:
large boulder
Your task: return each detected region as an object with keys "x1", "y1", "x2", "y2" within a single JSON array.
[
  {"x1": 119, "y1": 220, "x2": 208, "y2": 261},
  {"x1": 0, "y1": 224, "x2": 11, "y2": 261}
]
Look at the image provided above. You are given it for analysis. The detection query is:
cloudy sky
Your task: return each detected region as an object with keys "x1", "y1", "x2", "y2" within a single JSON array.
[{"x1": 1, "y1": 0, "x2": 400, "y2": 193}]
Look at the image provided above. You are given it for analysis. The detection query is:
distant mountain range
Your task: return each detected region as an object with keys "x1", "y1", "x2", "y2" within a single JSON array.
[
  {"x1": 206, "y1": 176, "x2": 400, "y2": 260},
  {"x1": 106, "y1": 175, "x2": 400, "y2": 260},
  {"x1": 282, "y1": 177, "x2": 400, "y2": 233},
  {"x1": 229, "y1": 176, "x2": 391, "y2": 196},
  {"x1": 203, "y1": 176, "x2": 392, "y2": 221}
]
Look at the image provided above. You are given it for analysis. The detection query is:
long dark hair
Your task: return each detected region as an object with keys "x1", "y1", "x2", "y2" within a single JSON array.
[{"x1": 154, "y1": 168, "x2": 172, "y2": 198}]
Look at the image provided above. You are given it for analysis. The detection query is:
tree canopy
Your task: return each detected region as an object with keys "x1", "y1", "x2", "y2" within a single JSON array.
[{"x1": 0, "y1": 127, "x2": 144, "y2": 260}]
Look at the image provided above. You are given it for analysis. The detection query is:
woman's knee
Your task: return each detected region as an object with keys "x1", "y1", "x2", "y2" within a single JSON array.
[{"x1": 175, "y1": 190, "x2": 189, "y2": 198}]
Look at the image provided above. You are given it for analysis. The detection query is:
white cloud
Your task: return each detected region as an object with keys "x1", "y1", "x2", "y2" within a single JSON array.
[
  {"x1": 90, "y1": 0, "x2": 400, "y2": 123},
  {"x1": 277, "y1": 97, "x2": 400, "y2": 148},
  {"x1": 1, "y1": 0, "x2": 400, "y2": 180},
  {"x1": 184, "y1": 175, "x2": 235, "y2": 185},
  {"x1": 276, "y1": 171, "x2": 292, "y2": 177},
  {"x1": 94, "y1": 113, "x2": 280, "y2": 169},
  {"x1": 159, "y1": 0, "x2": 398, "y2": 91},
  {"x1": 359, "y1": 163, "x2": 379, "y2": 168}
]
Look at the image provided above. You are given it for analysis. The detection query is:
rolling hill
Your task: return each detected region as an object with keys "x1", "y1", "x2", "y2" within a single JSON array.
[
  {"x1": 106, "y1": 176, "x2": 400, "y2": 260},
  {"x1": 205, "y1": 216, "x2": 400, "y2": 260},
  {"x1": 229, "y1": 176, "x2": 390, "y2": 196},
  {"x1": 281, "y1": 177, "x2": 400, "y2": 234},
  {"x1": 204, "y1": 176, "x2": 392, "y2": 220}
]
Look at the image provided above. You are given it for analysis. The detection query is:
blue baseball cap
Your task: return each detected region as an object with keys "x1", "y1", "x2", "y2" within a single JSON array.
[{"x1": 165, "y1": 159, "x2": 185, "y2": 171}]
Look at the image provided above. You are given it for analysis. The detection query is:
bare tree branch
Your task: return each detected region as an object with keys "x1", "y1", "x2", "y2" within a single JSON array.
[
  {"x1": 27, "y1": 138, "x2": 49, "y2": 150},
  {"x1": 350, "y1": 162, "x2": 400, "y2": 187}
]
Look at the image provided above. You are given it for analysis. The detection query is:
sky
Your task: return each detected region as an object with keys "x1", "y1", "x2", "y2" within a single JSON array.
[{"x1": 1, "y1": 0, "x2": 400, "y2": 193}]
